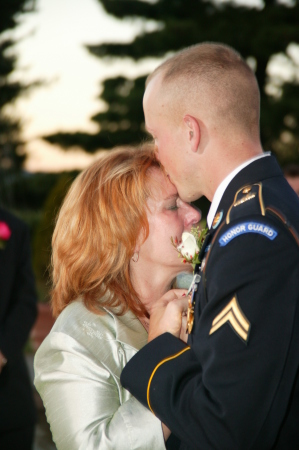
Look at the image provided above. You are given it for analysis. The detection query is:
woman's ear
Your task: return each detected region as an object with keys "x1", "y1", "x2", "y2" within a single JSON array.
[
  {"x1": 183, "y1": 115, "x2": 201, "y2": 152},
  {"x1": 133, "y1": 242, "x2": 140, "y2": 254},
  {"x1": 133, "y1": 227, "x2": 146, "y2": 254}
]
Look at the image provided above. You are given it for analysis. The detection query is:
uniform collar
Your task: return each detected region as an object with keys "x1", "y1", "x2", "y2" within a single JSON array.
[{"x1": 207, "y1": 152, "x2": 271, "y2": 229}]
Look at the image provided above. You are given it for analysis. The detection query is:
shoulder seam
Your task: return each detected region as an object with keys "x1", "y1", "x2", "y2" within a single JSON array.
[
  {"x1": 266, "y1": 206, "x2": 299, "y2": 247},
  {"x1": 226, "y1": 183, "x2": 265, "y2": 224}
]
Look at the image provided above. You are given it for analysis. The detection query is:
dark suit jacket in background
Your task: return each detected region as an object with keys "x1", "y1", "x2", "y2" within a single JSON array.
[{"x1": 0, "y1": 207, "x2": 37, "y2": 432}]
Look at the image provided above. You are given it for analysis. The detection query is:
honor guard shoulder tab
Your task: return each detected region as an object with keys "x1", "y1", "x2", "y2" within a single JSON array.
[{"x1": 226, "y1": 183, "x2": 265, "y2": 224}]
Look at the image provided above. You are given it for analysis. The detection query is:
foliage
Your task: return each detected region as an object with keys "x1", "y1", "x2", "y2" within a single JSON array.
[
  {"x1": 32, "y1": 172, "x2": 77, "y2": 290},
  {"x1": 2, "y1": 171, "x2": 67, "y2": 300},
  {"x1": 0, "y1": 171, "x2": 63, "y2": 212},
  {"x1": 6, "y1": 171, "x2": 78, "y2": 303},
  {"x1": 44, "y1": 0, "x2": 299, "y2": 169},
  {"x1": 45, "y1": 76, "x2": 147, "y2": 151},
  {"x1": 0, "y1": 0, "x2": 36, "y2": 172}
]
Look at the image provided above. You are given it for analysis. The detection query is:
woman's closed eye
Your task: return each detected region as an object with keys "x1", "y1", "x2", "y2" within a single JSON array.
[
  {"x1": 164, "y1": 194, "x2": 179, "y2": 211},
  {"x1": 167, "y1": 203, "x2": 179, "y2": 211}
]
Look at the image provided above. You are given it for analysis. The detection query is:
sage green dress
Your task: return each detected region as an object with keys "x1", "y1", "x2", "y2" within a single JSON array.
[{"x1": 34, "y1": 300, "x2": 165, "y2": 450}]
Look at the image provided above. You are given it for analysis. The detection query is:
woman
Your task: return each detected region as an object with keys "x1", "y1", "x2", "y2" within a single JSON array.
[{"x1": 34, "y1": 145, "x2": 200, "y2": 450}]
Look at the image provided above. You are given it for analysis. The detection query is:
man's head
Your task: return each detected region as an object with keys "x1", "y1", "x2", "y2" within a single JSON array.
[{"x1": 144, "y1": 42, "x2": 262, "y2": 201}]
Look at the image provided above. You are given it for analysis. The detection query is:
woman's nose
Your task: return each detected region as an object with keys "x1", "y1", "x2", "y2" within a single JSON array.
[{"x1": 182, "y1": 203, "x2": 201, "y2": 228}]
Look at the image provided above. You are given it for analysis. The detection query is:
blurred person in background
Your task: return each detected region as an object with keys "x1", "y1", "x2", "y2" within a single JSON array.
[
  {"x1": 0, "y1": 207, "x2": 38, "y2": 450},
  {"x1": 284, "y1": 164, "x2": 299, "y2": 197},
  {"x1": 34, "y1": 145, "x2": 201, "y2": 450}
]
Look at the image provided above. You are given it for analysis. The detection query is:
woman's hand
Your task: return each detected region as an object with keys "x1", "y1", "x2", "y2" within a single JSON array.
[
  {"x1": 180, "y1": 313, "x2": 188, "y2": 343},
  {"x1": 148, "y1": 289, "x2": 188, "y2": 342},
  {"x1": 162, "y1": 423, "x2": 171, "y2": 441}
]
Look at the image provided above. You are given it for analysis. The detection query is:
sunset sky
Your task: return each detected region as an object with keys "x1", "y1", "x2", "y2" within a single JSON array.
[
  {"x1": 6, "y1": 0, "x2": 299, "y2": 172},
  {"x1": 8, "y1": 0, "x2": 161, "y2": 171}
]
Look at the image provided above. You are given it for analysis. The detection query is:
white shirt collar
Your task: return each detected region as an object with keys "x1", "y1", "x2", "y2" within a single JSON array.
[{"x1": 207, "y1": 152, "x2": 271, "y2": 229}]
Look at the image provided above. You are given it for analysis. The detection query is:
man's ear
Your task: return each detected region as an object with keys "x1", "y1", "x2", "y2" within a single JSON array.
[{"x1": 183, "y1": 115, "x2": 201, "y2": 152}]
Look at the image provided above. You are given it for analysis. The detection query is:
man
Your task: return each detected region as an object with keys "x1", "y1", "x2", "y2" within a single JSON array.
[
  {"x1": 0, "y1": 207, "x2": 38, "y2": 449},
  {"x1": 121, "y1": 43, "x2": 299, "y2": 449}
]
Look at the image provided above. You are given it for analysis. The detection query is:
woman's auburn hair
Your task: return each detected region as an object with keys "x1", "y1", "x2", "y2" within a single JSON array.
[{"x1": 51, "y1": 145, "x2": 159, "y2": 318}]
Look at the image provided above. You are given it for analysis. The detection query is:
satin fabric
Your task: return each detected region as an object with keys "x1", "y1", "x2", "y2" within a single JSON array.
[{"x1": 34, "y1": 300, "x2": 165, "y2": 450}]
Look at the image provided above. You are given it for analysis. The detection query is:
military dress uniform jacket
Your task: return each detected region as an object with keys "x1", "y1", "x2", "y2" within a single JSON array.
[
  {"x1": 121, "y1": 155, "x2": 299, "y2": 450},
  {"x1": 0, "y1": 208, "x2": 37, "y2": 432},
  {"x1": 34, "y1": 300, "x2": 170, "y2": 450}
]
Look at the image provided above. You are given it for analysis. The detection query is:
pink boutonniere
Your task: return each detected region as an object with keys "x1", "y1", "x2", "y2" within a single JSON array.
[{"x1": 0, "y1": 222, "x2": 11, "y2": 249}]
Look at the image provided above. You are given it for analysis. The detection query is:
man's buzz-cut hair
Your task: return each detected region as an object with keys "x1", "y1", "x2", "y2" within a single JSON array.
[{"x1": 146, "y1": 42, "x2": 261, "y2": 138}]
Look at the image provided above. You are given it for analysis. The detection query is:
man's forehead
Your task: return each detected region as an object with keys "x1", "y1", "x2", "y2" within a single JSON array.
[{"x1": 144, "y1": 72, "x2": 164, "y2": 105}]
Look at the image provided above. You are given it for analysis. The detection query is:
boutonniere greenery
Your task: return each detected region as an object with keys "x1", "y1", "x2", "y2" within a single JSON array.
[
  {"x1": 171, "y1": 225, "x2": 208, "y2": 270},
  {"x1": 0, "y1": 221, "x2": 11, "y2": 249}
]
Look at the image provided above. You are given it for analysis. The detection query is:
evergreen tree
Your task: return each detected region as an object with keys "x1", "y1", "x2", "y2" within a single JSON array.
[
  {"x1": 0, "y1": 1, "x2": 38, "y2": 210},
  {"x1": 0, "y1": 0, "x2": 35, "y2": 173},
  {"x1": 45, "y1": 0, "x2": 299, "y2": 166}
]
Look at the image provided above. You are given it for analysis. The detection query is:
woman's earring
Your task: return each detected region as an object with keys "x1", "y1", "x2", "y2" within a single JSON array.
[{"x1": 132, "y1": 252, "x2": 139, "y2": 263}]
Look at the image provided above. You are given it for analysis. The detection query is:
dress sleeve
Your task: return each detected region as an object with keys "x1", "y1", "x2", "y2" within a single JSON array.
[{"x1": 34, "y1": 331, "x2": 166, "y2": 450}]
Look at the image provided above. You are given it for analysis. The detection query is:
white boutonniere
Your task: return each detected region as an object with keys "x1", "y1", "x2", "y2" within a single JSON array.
[
  {"x1": 172, "y1": 225, "x2": 208, "y2": 334},
  {"x1": 171, "y1": 225, "x2": 208, "y2": 270}
]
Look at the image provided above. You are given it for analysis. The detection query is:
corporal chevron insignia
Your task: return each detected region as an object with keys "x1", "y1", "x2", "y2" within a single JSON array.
[{"x1": 209, "y1": 296, "x2": 251, "y2": 343}]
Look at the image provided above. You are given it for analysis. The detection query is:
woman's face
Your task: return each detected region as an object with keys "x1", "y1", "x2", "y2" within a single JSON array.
[{"x1": 139, "y1": 168, "x2": 201, "y2": 273}]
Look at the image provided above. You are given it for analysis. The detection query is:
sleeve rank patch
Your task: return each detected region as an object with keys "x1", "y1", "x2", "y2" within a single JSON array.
[
  {"x1": 209, "y1": 295, "x2": 251, "y2": 343},
  {"x1": 219, "y1": 222, "x2": 278, "y2": 246}
]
